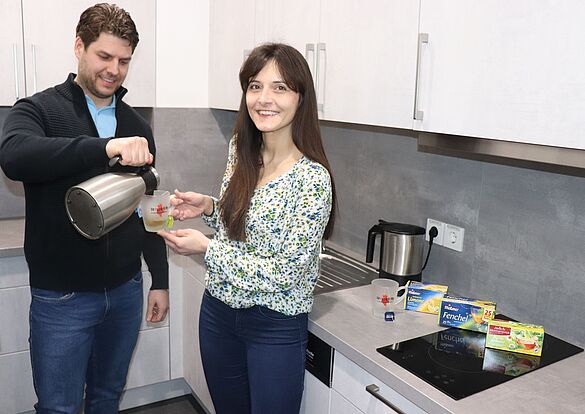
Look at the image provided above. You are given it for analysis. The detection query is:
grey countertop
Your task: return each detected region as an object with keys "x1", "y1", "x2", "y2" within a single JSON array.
[
  {"x1": 0, "y1": 217, "x2": 212, "y2": 259},
  {"x1": 309, "y1": 285, "x2": 585, "y2": 414}
]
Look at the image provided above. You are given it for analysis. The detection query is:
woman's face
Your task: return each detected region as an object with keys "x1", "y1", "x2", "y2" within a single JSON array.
[{"x1": 246, "y1": 60, "x2": 300, "y2": 138}]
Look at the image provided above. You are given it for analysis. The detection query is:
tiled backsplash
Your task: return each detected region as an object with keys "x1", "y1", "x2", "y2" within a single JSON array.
[{"x1": 2, "y1": 106, "x2": 584, "y2": 347}]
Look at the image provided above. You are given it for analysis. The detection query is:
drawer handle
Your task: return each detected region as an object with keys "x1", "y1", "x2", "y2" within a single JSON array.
[
  {"x1": 365, "y1": 384, "x2": 406, "y2": 414},
  {"x1": 13, "y1": 44, "x2": 20, "y2": 100}
]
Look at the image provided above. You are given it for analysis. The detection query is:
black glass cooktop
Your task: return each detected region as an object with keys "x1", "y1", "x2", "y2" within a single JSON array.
[{"x1": 376, "y1": 316, "x2": 583, "y2": 400}]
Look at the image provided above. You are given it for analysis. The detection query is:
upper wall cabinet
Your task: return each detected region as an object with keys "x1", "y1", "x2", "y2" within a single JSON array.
[
  {"x1": 1, "y1": 0, "x2": 155, "y2": 107},
  {"x1": 416, "y1": 0, "x2": 585, "y2": 150},
  {"x1": 318, "y1": 0, "x2": 419, "y2": 128},
  {"x1": 209, "y1": 0, "x2": 420, "y2": 130},
  {"x1": 254, "y1": 0, "x2": 320, "y2": 76},
  {"x1": 0, "y1": 0, "x2": 25, "y2": 106},
  {"x1": 208, "y1": 0, "x2": 255, "y2": 110}
]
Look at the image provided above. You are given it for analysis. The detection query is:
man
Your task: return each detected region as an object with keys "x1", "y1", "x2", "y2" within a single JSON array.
[{"x1": 0, "y1": 4, "x2": 168, "y2": 413}]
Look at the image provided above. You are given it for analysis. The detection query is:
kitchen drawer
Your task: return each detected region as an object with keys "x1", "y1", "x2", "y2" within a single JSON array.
[
  {"x1": 332, "y1": 352, "x2": 427, "y2": 414},
  {"x1": 0, "y1": 286, "x2": 31, "y2": 355},
  {"x1": 125, "y1": 326, "x2": 170, "y2": 389},
  {"x1": 0, "y1": 351, "x2": 36, "y2": 413},
  {"x1": 300, "y1": 371, "x2": 331, "y2": 414},
  {"x1": 331, "y1": 388, "x2": 366, "y2": 414}
]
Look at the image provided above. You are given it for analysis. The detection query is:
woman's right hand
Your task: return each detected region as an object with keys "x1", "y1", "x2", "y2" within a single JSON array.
[{"x1": 171, "y1": 190, "x2": 214, "y2": 221}]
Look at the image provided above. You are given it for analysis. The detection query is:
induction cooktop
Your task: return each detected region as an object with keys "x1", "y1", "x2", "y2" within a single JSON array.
[{"x1": 376, "y1": 316, "x2": 583, "y2": 400}]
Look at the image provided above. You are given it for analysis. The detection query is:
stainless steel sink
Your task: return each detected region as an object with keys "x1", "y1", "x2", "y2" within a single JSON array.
[{"x1": 314, "y1": 247, "x2": 378, "y2": 294}]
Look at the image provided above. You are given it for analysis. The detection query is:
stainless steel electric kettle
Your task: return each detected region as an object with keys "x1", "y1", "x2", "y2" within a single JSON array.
[
  {"x1": 65, "y1": 159, "x2": 159, "y2": 240},
  {"x1": 366, "y1": 220, "x2": 431, "y2": 285}
]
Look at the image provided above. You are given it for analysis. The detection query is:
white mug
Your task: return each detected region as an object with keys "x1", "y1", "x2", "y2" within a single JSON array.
[{"x1": 371, "y1": 278, "x2": 406, "y2": 318}]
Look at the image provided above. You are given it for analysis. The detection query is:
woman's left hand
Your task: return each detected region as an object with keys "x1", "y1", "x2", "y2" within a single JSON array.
[{"x1": 157, "y1": 228, "x2": 210, "y2": 255}]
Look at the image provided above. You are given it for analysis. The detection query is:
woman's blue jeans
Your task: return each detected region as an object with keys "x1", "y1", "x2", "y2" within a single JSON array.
[
  {"x1": 29, "y1": 272, "x2": 143, "y2": 414},
  {"x1": 199, "y1": 290, "x2": 308, "y2": 414}
]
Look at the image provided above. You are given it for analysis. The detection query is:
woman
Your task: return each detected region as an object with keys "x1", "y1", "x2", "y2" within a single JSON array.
[{"x1": 159, "y1": 43, "x2": 336, "y2": 414}]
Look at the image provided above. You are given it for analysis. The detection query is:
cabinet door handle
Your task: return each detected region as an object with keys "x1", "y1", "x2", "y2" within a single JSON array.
[
  {"x1": 413, "y1": 32, "x2": 429, "y2": 120},
  {"x1": 316, "y1": 42, "x2": 326, "y2": 113},
  {"x1": 31, "y1": 44, "x2": 38, "y2": 94},
  {"x1": 305, "y1": 43, "x2": 316, "y2": 86},
  {"x1": 13, "y1": 44, "x2": 20, "y2": 100},
  {"x1": 365, "y1": 384, "x2": 406, "y2": 414}
]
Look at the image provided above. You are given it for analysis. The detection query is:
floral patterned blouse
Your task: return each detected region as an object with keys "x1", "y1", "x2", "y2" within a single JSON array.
[{"x1": 202, "y1": 137, "x2": 333, "y2": 315}]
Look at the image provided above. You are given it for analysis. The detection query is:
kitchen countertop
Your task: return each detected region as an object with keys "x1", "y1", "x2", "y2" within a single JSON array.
[
  {"x1": 309, "y1": 285, "x2": 585, "y2": 414},
  {"x1": 0, "y1": 217, "x2": 212, "y2": 259}
]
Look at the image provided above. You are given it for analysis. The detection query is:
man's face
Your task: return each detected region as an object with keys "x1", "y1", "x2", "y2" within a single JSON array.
[{"x1": 74, "y1": 32, "x2": 133, "y2": 107}]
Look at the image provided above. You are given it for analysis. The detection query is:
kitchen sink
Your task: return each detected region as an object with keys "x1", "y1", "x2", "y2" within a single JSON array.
[{"x1": 315, "y1": 247, "x2": 377, "y2": 294}]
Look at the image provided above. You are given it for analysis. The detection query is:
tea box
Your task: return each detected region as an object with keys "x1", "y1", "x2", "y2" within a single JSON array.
[
  {"x1": 485, "y1": 319, "x2": 544, "y2": 356},
  {"x1": 438, "y1": 294, "x2": 496, "y2": 333},
  {"x1": 404, "y1": 281, "x2": 448, "y2": 314}
]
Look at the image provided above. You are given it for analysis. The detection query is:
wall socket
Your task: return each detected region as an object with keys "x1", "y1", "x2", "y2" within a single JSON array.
[
  {"x1": 426, "y1": 218, "x2": 464, "y2": 252},
  {"x1": 444, "y1": 223, "x2": 465, "y2": 252},
  {"x1": 426, "y1": 218, "x2": 444, "y2": 245}
]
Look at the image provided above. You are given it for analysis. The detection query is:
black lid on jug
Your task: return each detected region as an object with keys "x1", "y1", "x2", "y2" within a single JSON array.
[{"x1": 377, "y1": 220, "x2": 425, "y2": 235}]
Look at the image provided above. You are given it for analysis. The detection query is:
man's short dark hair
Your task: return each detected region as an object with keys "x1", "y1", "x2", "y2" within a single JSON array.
[{"x1": 76, "y1": 3, "x2": 139, "y2": 52}]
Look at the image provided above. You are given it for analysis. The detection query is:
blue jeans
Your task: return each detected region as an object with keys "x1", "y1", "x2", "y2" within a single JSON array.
[
  {"x1": 199, "y1": 290, "x2": 308, "y2": 414},
  {"x1": 29, "y1": 272, "x2": 143, "y2": 414}
]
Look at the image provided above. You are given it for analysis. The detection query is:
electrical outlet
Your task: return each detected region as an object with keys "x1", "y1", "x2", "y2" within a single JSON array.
[
  {"x1": 444, "y1": 224, "x2": 464, "y2": 252},
  {"x1": 426, "y1": 218, "x2": 444, "y2": 246}
]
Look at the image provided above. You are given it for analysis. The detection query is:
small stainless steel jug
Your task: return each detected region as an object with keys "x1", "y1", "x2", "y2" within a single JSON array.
[
  {"x1": 65, "y1": 164, "x2": 159, "y2": 240},
  {"x1": 366, "y1": 220, "x2": 426, "y2": 285}
]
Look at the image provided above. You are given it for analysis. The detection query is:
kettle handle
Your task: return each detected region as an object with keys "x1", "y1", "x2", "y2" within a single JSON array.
[
  {"x1": 366, "y1": 224, "x2": 382, "y2": 263},
  {"x1": 108, "y1": 156, "x2": 121, "y2": 167}
]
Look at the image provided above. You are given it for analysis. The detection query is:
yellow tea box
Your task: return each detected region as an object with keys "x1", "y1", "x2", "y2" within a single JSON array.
[
  {"x1": 486, "y1": 319, "x2": 544, "y2": 356},
  {"x1": 404, "y1": 281, "x2": 448, "y2": 314},
  {"x1": 438, "y1": 294, "x2": 496, "y2": 333}
]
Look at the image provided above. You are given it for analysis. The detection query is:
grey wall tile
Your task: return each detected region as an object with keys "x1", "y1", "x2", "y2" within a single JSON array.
[
  {"x1": 321, "y1": 120, "x2": 585, "y2": 347},
  {"x1": 152, "y1": 108, "x2": 231, "y2": 199}
]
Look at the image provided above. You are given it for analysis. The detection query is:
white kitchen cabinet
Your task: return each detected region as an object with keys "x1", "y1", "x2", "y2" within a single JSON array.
[
  {"x1": 156, "y1": 0, "x2": 209, "y2": 108},
  {"x1": 182, "y1": 255, "x2": 215, "y2": 413},
  {"x1": 330, "y1": 389, "x2": 364, "y2": 414},
  {"x1": 208, "y1": 0, "x2": 255, "y2": 110},
  {"x1": 254, "y1": 0, "x2": 320, "y2": 83},
  {"x1": 318, "y1": 0, "x2": 419, "y2": 128},
  {"x1": 125, "y1": 267, "x2": 171, "y2": 389},
  {"x1": 0, "y1": 0, "x2": 26, "y2": 106},
  {"x1": 0, "y1": 0, "x2": 155, "y2": 107},
  {"x1": 0, "y1": 351, "x2": 36, "y2": 414},
  {"x1": 332, "y1": 352, "x2": 427, "y2": 414},
  {"x1": 416, "y1": 0, "x2": 585, "y2": 150},
  {"x1": 125, "y1": 326, "x2": 170, "y2": 389},
  {"x1": 0, "y1": 286, "x2": 30, "y2": 355},
  {"x1": 0, "y1": 255, "x2": 35, "y2": 414},
  {"x1": 300, "y1": 371, "x2": 331, "y2": 414},
  {"x1": 255, "y1": 0, "x2": 319, "y2": 49},
  {"x1": 255, "y1": 0, "x2": 420, "y2": 128},
  {"x1": 209, "y1": 0, "x2": 420, "y2": 129}
]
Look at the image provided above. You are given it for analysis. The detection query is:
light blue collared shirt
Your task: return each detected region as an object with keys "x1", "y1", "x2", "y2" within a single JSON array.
[{"x1": 85, "y1": 96, "x2": 117, "y2": 138}]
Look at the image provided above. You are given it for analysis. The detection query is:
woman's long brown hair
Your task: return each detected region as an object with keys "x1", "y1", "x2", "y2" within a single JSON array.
[{"x1": 220, "y1": 43, "x2": 337, "y2": 241}]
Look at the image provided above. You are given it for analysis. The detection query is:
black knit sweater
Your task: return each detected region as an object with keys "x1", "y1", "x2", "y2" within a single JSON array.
[{"x1": 0, "y1": 74, "x2": 168, "y2": 291}]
